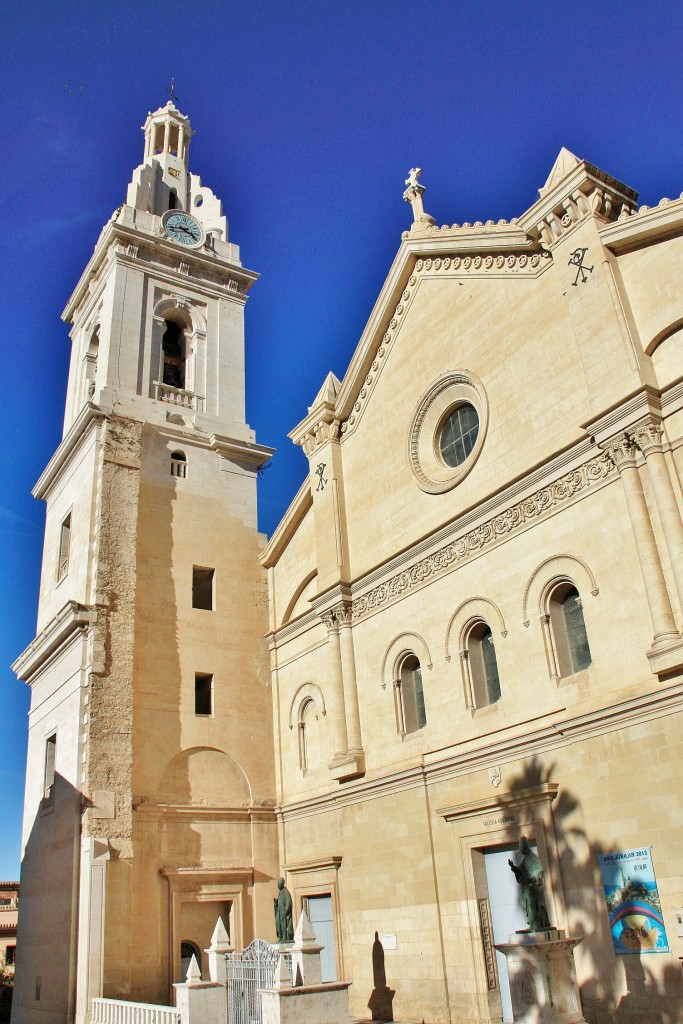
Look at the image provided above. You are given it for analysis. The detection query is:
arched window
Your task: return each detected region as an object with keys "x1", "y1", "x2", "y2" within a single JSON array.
[
  {"x1": 85, "y1": 328, "x2": 99, "y2": 400},
  {"x1": 180, "y1": 940, "x2": 201, "y2": 980},
  {"x1": 298, "y1": 697, "x2": 321, "y2": 772},
  {"x1": 547, "y1": 582, "x2": 592, "y2": 677},
  {"x1": 463, "y1": 621, "x2": 501, "y2": 709},
  {"x1": 170, "y1": 450, "x2": 187, "y2": 478},
  {"x1": 396, "y1": 654, "x2": 426, "y2": 735},
  {"x1": 162, "y1": 320, "x2": 186, "y2": 390},
  {"x1": 169, "y1": 188, "x2": 178, "y2": 210}
]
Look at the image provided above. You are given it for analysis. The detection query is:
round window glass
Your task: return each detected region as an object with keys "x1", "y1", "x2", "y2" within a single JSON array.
[{"x1": 439, "y1": 403, "x2": 480, "y2": 468}]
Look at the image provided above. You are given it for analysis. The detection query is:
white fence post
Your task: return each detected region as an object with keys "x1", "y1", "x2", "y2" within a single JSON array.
[
  {"x1": 174, "y1": 951, "x2": 227, "y2": 1024},
  {"x1": 206, "y1": 916, "x2": 233, "y2": 985}
]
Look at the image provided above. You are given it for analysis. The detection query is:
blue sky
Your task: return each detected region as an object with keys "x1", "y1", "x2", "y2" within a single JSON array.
[{"x1": 2, "y1": 0, "x2": 683, "y2": 879}]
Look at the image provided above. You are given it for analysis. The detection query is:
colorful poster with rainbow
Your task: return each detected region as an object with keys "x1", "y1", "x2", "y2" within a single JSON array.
[{"x1": 599, "y1": 848, "x2": 669, "y2": 955}]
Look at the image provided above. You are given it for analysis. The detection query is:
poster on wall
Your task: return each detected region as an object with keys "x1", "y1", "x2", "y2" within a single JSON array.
[{"x1": 599, "y1": 848, "x2": 669, "y2": 955}]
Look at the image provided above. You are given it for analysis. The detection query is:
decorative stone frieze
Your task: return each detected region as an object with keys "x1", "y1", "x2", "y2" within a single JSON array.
[{"x1": 353, "y1": 452, "x2": 615, "y2": 619}]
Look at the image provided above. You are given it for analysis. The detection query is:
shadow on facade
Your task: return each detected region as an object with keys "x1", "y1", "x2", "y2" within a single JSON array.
[
  {"x1": 11, "y1": 773, "x2": 81, "y2": 1023},
  {"x1": 505, "y1": 757, "x2": 683, "y2": 1024},
  {"x1": 367, "y1": 930, "x2": 395, "y2": 1022}
]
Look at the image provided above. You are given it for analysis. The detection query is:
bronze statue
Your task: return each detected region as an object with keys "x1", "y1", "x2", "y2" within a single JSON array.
[
  {"x1": 274, "y1": 877, "x2": 293, "y2": 942},
  {"x1": 508, "y1": 836, "x2": 551, "y2": 932}
]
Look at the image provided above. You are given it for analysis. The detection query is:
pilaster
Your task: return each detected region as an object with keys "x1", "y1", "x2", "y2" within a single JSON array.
[
  {"x1": 600, "y1": 431, "x2": 678, "y2": 648},
  {"x1": 631, "y1": 415, "x2": 683, "y2": 623}
]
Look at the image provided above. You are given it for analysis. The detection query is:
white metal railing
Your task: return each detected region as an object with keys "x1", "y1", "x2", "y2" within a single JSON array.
[
  {"x1": 226, "y1": 940, "x2": 288, "y2": 1024},
  {"x1": 152, "y1": 381, "x2": 205, "y2": 412},
  {"x1": 92, "y1": 997, "x2": 179, "y2": 1024}
]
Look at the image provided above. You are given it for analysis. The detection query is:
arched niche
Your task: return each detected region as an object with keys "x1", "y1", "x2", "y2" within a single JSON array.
[
  {"x1": 156, "y1": 746, "x2": 252, "y2": 806},
  {"x1": 646, "y1": 322, "x2": 683, "y2": 390},
  {"x1": 281, "y1": 570, "x2": 318, "y2": 626}
]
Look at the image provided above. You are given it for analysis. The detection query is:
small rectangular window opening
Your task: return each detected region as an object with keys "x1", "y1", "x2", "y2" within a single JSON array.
[
  {"x1": 195, "y1": 674, "x2": 213, "y2": 716},
  {"x1": 6, "y1": 945, "x2": 16, "y2": 965},
  {"x1": 44, "y1": 734, "x2": 56, "y2": 802},
  {"x1": 58, "y1": 514, "x2": 71, "y2": 581},
  {"x1": 192, "y1": 567, "x2": 214, "y2": 610}
]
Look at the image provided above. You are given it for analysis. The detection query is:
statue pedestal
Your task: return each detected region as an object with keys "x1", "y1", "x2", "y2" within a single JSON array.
[{"x1": 495, "y1": 929, "x2": 588, "y2": 1024}]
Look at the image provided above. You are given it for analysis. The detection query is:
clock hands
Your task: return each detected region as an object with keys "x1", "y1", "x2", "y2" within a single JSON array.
[
  {"x1": 171, "y1": 222, "x2": 199, "y2": 239},
  {"x1": 163, "y1": 211, "x2": 203, "y2": 245}
]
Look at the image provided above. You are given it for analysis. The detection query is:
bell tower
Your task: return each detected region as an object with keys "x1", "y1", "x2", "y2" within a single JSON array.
[{"x1": 12, "y1": 104, "x2": 279, "y2": 1023}]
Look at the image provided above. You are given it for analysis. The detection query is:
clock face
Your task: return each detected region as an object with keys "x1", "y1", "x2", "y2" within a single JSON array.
[{"x1": 161, "y1": 211, "x2": 205, "y2": 248}]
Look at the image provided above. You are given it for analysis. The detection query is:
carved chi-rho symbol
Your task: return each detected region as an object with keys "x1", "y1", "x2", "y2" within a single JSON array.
[
  {"x1": 315, "y1": 463, "x2": 327, "y2": 492},
  {"x1": 568, "y1": 247, "x2": 594, "y2": 286}
]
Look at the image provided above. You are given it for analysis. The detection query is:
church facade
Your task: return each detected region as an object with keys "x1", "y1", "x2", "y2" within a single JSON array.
[
  {"x1": 11, "y1": 103, "x2": 683, "y2": 1024},
  {"x1": 262, "y1": 157, "x2": 683, "y2": 1023}
]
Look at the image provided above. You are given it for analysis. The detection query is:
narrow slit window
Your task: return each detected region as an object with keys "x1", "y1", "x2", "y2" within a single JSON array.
[
  {"x1": 195, "y1": 673, "x2": 213, "y2": 716},
  {"x1": 44, "y1": 734, "x2": 56, "y2": 801},
  {"x1": 192, "y1": 567, "x2": 214, "y2": 610},
  {"x1": 58, "y1": 514, "x2": 71, "y2": 581}
]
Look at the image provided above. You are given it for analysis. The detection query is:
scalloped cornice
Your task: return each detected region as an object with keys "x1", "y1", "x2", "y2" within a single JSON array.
[{"x1": 600, "y1": 192, "x2": 683, "y2": 253}]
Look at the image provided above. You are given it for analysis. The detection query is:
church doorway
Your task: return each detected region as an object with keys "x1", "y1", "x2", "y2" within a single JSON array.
[
  {"x1": 483, "y1": 843, "x2": 539, "y2": 1023},
  {"x1": 303, "y1": 895, "x2": 336, "y2": 981}
]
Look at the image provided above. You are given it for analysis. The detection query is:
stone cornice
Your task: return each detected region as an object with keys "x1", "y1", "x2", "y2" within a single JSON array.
[
  {"x1": 12, "y1": 601, "x2": 94, "y2": 681},
  {"x1": 276, "y1": 679, "x2": 683, "y2": 821},
  {"x1": 209, "y1": 433, "x2": 274, "y2": 467},
  {"x1": 138, "y1": 805, "x2": 276, "y2": 824},
  {"x1": 62, "y1": 212, "x2": 257, "y2": 324},
  {"x1": 33, "y1": 404, "x2": 105, "y2": 500},
  {"x1": 580, "y1": 384, "x2": 662, "y2": 445},
  {"x1": 600, "y1": 193, "x2": 683, "y2": 253},
  {"x1": 284, "y1": 856, "x2": 342, "y2": 873},
  {"x1": 517, "y1": 158, "x2": 637, "y2": 249},
  {"x1": 289, "y1": 402, "x2": 341, "y2": 455},
  {"x1": 436, "y1": 782, "x2": 559, "y2": 822},
  {"x1": 266, "y1": 609, "x2": 320, "y2": 650}
]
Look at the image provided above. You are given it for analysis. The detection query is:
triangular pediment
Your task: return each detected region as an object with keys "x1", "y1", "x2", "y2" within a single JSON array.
[
  {"x1": 309, "y1": 371, "x2": 341, "y2": 412},
  {"x1": 539, "y1": 148, "x2": 582, "y2": 196}
]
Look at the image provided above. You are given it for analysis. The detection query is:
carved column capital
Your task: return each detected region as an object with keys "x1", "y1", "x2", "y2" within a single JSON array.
[
  {"x1": 321, "y1": 611, "x2": 338, "y2": 634},
  {"x1": 332, "y1": 602, "x2": 353, "y2": 627},
  {"x1": 601, "y1": 432, "x2": 637, "y2": 471},
  {"x1": 631, "y1": 416, "x2": 664, "y2": 457}
]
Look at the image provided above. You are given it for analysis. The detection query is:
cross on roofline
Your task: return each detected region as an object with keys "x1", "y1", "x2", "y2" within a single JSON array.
[{"x1": 167, "y1": 78, "x2": 180, "y2": 104}]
